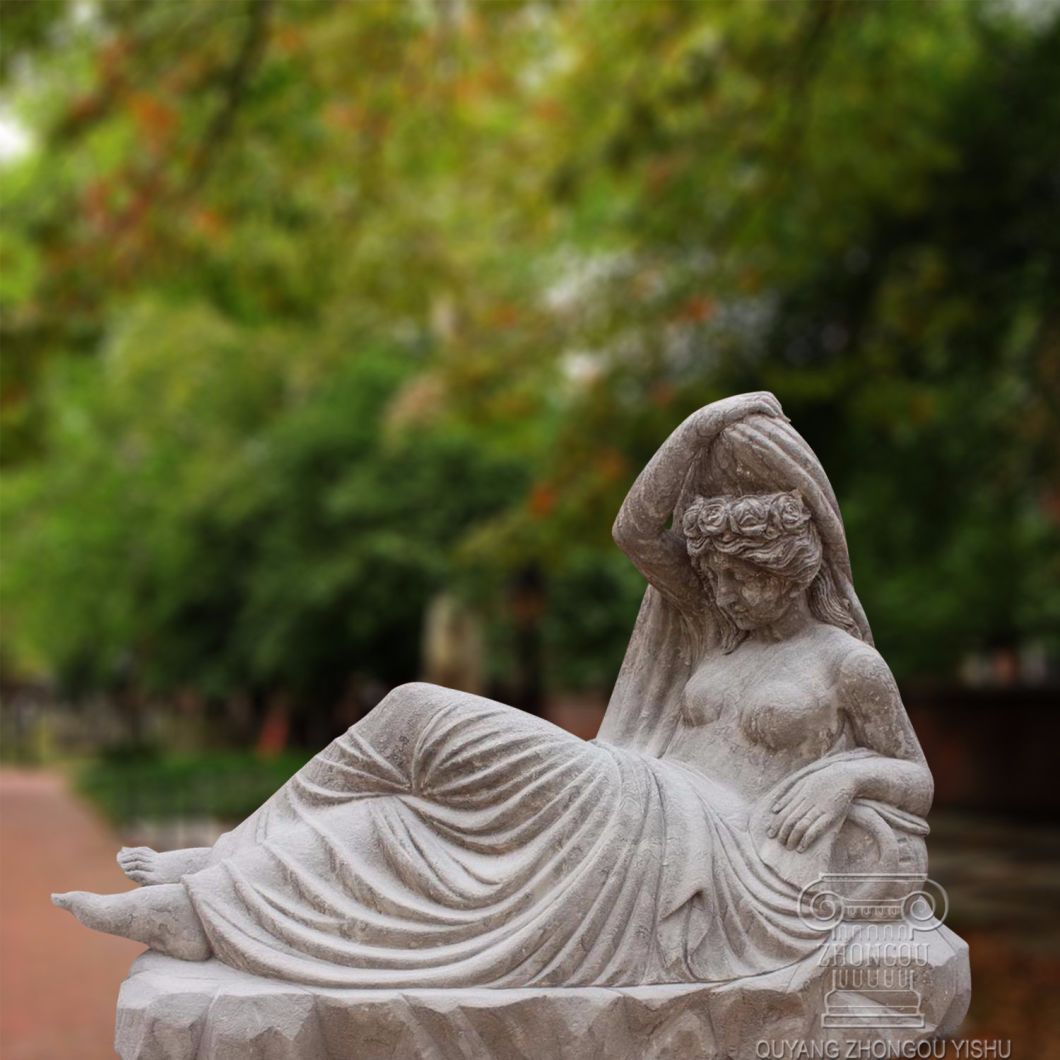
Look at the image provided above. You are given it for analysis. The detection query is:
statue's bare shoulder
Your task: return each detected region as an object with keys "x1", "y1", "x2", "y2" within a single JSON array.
[{"x1": 830, "y1": 634, "x2": 899, "y2": 703}]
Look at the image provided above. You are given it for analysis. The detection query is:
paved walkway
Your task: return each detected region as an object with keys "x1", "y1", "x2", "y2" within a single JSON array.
[{"x1": 1, "y1": 769, "x2": 143, "y2": 1060}]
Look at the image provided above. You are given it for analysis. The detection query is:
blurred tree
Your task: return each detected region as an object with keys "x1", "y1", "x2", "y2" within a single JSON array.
[
  {"x1": 541, "y1": 1, "x2": 1060, "y2": 676},
  {"x1": 1, "y1": 0, "x2": 1057, "y2": 741}
]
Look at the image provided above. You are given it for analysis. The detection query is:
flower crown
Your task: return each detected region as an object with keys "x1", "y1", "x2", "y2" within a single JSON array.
[{"x1": 682, "y1": 491, "x2": 811, "y2": 554}]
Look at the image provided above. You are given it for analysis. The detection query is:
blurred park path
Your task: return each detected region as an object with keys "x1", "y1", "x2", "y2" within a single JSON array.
[{"x1": 1, "y1": 769, "x2": 143, "y2": 1060}]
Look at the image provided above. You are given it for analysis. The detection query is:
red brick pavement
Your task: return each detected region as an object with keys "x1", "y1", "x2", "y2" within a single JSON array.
[{"x1": 1, "y1": 769, "x2": 143, "y2": 1060}]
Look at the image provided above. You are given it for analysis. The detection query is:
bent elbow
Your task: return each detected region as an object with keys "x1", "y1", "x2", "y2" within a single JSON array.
[
  {"x1": 918, "y1": 768, "x2": 935, "y2": 817},
  {"x1": 612, "y1": 510, "x2": 636, "y2": 553}
]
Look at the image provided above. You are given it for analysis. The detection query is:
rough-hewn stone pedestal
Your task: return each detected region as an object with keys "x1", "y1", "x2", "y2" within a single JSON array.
[{"x1": 116, "y1": 924, "x2": 970, "y2": 1060}]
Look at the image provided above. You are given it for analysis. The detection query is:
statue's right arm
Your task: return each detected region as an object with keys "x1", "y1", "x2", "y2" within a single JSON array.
[{"x1": 612, "y1": 392, "x2": 784, "y2": 609}]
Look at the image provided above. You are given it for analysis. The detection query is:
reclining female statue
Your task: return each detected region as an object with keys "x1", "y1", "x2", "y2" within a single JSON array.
[{"x1": 54, "y1": 392, "x2": 934, "y2": 990}]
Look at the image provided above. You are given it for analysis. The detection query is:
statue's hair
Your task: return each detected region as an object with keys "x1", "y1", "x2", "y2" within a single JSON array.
[{"x1": 682, "y1": 491, "x2": 860, "y2": 651}]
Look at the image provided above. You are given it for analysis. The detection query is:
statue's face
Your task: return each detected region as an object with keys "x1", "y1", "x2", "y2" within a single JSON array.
[{"x1": 701, "y1": 552, "x2": 792, "y2": 630}]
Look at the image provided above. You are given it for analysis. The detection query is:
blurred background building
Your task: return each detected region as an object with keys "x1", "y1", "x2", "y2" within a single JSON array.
[{"x1": 1, "y1": 1, "x2": 1058, "y2": 1057}]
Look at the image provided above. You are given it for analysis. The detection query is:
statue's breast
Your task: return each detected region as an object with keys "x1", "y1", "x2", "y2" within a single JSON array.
[
  {"x1": 679, "y1": 649, "x2": 848, "y2": 767},
  {"x1": 680, "y1": 663, "x2": 727, "y2": 726},
  {"x1": 738, "y1": 679, "x2": 840, "y2": 754}
]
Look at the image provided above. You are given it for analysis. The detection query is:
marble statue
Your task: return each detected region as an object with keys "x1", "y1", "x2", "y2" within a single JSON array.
[{"x1": 53, "y1": 393, "x2": 970, "y2": 1058}]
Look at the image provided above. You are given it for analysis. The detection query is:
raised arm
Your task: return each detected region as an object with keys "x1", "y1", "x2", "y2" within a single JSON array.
[{"x1": 612, "y1": 391, "x2": 785, "y2": 609}]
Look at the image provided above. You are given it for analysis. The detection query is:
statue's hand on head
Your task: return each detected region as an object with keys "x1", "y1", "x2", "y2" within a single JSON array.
[{"x1": 688, "y1": 391, "x2": 787, "y2": 445}]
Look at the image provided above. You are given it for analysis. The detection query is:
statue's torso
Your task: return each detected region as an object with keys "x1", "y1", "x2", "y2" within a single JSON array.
[{"x1": 663, "y1": 623, "x2": 858, "y2": 804}]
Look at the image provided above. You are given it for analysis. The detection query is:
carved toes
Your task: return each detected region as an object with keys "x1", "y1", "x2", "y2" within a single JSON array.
[{"x1": 117, "y1": 846, "x2": 160, "y2": 884}]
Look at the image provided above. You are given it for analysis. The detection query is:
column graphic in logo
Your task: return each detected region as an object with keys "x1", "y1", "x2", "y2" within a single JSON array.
[{"x1": 797, "y1": 873, "x2": 949, "y2": 1031}]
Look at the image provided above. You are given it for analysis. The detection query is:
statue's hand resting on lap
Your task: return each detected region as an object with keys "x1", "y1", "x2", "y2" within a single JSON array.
[
  {"x1": 117, "y1": 846, "x2": 211, "y2": 886},
  {"x1": 768, "y1": 767, "x2": 856, "y2": 853}
]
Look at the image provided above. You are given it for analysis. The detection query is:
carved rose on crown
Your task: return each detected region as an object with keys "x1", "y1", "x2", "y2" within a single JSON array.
[
  {"x1": 728, "y1": 496, "x2": 773, "y2": 538},
  {"x1": 687, "y1": 498, "x2": 729, "y2": 537},
  {"x1": 771, "y1": 491, "x2": 810, "y2": 534}
]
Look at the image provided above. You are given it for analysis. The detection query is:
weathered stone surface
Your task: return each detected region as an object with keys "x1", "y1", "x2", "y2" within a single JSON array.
[
  {"x1": 117, "y1": 923, "x2": 969, "y2": 1060},
  {"x1": 55, "y1": 393, "x2": 972, "y2": 1058}
]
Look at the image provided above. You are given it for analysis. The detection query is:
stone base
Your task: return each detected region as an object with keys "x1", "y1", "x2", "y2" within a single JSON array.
[{"x1": 116, "y1": 926, "x2": 970, "y2": 1060}]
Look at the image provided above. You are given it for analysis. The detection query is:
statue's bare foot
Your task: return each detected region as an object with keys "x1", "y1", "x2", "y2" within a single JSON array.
[
  {"x1": 117, "y1": 846, "x2": 211, "y2": 886},
  {"x1": 52, "y1": 886, "x2": 211, "y2": 961},
  {"x1": 52, "y1": 890, "x2": 127, "y2": 934}
]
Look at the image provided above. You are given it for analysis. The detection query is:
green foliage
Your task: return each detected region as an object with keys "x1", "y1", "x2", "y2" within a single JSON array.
[
  {"x1": 2, "y1": 0, "x2": 1057, "y2": 735},
  {"x1": 542, "y1": 549, "x2": 645, "y2": 693},
  {"x1": 76, "y1": 748, "x2": 312, "y2": 824},
  {"x1": 2, "y1": 303, "x2": 521, "y2": 709}
]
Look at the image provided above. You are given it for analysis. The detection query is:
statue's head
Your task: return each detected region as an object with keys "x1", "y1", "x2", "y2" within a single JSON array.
[{"x1": 683, "y1": 491, "x2": 844, "y2": 647}]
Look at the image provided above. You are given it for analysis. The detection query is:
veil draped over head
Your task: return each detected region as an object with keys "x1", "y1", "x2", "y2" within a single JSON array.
[{"x1": 597, "y1": 412, "x2": 873, "y2": 757}]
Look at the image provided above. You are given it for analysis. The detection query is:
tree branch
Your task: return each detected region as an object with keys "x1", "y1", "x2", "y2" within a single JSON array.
[{"x1": 186, "y1": 0, "x2": 275, "y2": 194}]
